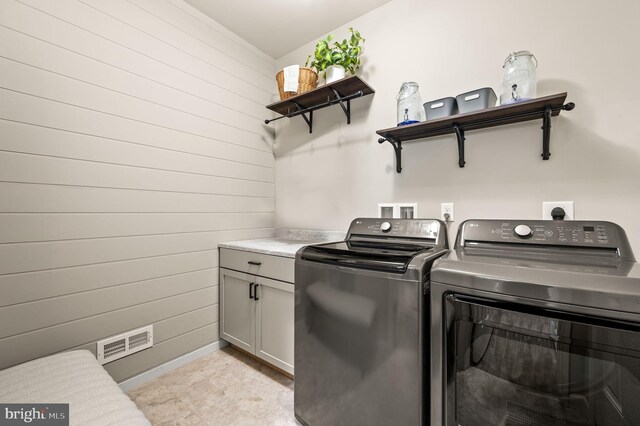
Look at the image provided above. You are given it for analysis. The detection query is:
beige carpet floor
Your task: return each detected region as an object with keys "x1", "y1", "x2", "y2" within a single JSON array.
[{"x1": 128, "y1": 345, "x2": 298, "y2": 426}]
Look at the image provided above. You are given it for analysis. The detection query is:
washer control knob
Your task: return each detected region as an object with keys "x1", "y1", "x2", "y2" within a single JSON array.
[
  {"x1": 514, "y1": 224, "x2": 533, "y2": 239},
  {"x1": 380, "y1": 222, "x2": 392, "y2": 233}
]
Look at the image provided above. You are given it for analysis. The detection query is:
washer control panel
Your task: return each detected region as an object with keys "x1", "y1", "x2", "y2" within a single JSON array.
[
  {"x1": 347, "y1": 218, "x2": 442, "y2": 240},
  {"x1": 460, "y1": 220, "x2": 622, "y2": 249}
]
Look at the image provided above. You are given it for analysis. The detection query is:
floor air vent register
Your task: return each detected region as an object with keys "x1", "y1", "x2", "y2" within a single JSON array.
[{"x1": 96, "y1": 325, "x2": 154, "y2": 364}]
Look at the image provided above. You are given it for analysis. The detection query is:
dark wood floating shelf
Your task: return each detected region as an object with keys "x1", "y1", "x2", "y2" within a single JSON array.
[
  {"x1": 376, "y1": 92, "x2": 575, "y2": 172},
  {"x1": 265, "y1": 76, "x2": 375, "y2": 133}
]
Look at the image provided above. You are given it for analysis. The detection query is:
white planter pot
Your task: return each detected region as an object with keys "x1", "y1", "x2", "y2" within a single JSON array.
[{"x1": 325, "y1": 65, "x2": 346, "y2": 83}]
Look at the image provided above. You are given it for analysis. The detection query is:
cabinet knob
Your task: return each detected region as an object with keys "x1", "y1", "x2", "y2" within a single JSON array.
[{"x1": 248, "y1": 261, "x2": 262, "y2": 266}]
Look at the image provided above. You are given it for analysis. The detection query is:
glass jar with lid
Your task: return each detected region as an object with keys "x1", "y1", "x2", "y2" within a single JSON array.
[
  {"x1": 397, "y1": 82, "x2": 423, "y2": 126},
  {"x1": 500, "y1": 51, "x2": 538, "y2": 105}
]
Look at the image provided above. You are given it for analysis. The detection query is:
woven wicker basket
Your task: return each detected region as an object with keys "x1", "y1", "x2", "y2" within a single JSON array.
[{"x1": 276, "y1": 67, "x2": 318, "y2": 100}]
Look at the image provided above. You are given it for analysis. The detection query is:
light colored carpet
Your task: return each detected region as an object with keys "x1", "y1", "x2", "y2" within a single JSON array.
[{"x1": 128, "y1": 346, "x2": 298, "y2": 426}]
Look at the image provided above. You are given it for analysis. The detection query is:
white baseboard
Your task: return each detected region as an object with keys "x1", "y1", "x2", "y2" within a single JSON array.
[{"x1": 118, "y1": 340, "x2": 229, "y2": 393}]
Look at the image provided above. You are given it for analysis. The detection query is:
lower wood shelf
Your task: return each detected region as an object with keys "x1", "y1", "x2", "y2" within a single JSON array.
[{"x1": 376, "y1": 93, "x2": 575, "y2": 172}]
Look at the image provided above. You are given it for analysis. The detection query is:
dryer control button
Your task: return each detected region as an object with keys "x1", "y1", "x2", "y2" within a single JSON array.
[
  {"x1": 514, "y1": 224, "x2": 533, "y2": 239},
  {"x1": 380, "y1": 222, "x2": 392, "y2": 232}
]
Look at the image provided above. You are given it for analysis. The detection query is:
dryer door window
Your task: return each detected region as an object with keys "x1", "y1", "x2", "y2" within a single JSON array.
[{"x1": 444, "y1": 294, "x2": 640, "y2": 426}]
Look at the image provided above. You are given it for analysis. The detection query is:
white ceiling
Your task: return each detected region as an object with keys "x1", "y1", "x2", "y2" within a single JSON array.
[{"x1": 184, "y1": 0, "x2": 391, "y2": 59}]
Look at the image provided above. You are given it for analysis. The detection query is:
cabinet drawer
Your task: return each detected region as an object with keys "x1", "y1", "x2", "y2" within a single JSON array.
[{"x1": 219, "y1": 248, "x2": 294, "y2": 283}]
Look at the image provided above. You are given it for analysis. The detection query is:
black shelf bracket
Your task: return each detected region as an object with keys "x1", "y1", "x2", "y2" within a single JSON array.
[
  {"x1": 292, "y1": 101, "x2": 313, "y2": 134},
  {"x1": 264, "y1": 90, "x2": 364, "y2": 133},
  {"x1": 331, "y1": 88, "x2": 352, "y2": 124},
  {"x1": 539, "y1": 102, "x2": 575, "y2": 160},
  {"x1": 541, "y1": 106, "x2": 552, "y2": 160},
  {"x1": 453, "y1": 124, "x2": 466, "y2": 168},
  {"x1": 378, "y1": 136, "x2": 402, "y2": 173}
]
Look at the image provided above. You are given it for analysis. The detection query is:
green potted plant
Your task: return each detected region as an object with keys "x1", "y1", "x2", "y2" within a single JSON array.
[{"x1": 305, "y1": 28, "x2": 365, "y2": 84}]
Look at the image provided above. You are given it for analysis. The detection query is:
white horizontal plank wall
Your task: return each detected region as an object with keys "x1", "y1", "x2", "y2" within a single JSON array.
[{"x1": 0, "y1": 0, "x2": 276, "y2": 381}]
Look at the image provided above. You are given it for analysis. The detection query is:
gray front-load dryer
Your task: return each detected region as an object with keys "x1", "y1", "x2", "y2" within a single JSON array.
[
  {"x1": 430, "y1": 219, "x2": 640, "y2": 426},
  {"x1": 295, "y1": 218, "x2": 449, "y2": 426}
]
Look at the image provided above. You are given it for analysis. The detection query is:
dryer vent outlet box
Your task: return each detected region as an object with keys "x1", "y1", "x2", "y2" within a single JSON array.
[
  {"x1": 96, "y1": 325, "x2": 153, "y2": 365},
  {"x1": 378, "y1": 203, "x2": 417, "y2": 219}
]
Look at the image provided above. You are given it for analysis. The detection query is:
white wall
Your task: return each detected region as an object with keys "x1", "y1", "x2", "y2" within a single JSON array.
[
  {"x1": 274, "y1": 0, "x2": 640, "y2": 252},
  {"x1": 0, "y1": 0, "x2": 275, "y2": 381}
]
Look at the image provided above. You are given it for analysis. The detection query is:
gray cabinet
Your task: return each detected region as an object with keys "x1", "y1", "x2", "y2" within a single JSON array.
[
  {"x1": 219, "y1": 248, "x2": 294, "y2": 375},
  {"x1": 255, "y1": 277, "x2": 294, "y2": 372},
  {"x1": 220, "y1": 269, "x2": 256, "y2": 354}
]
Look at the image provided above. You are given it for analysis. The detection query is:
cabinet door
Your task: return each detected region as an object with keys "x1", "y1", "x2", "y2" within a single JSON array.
[
  {"x1": 220, "y1": 268, "x2": 256, "y2": 354},
  {"x1": 255, "y1": 276, "x2": 294, "y2": 374}
]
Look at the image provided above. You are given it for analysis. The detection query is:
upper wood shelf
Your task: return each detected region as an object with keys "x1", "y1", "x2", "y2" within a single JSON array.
[
  {"x1": 376, "y1": 92, "x2": 575, "y2": 172},
  {"x1": 265, "y1": 76, "x2": 375, "y2": 133}
]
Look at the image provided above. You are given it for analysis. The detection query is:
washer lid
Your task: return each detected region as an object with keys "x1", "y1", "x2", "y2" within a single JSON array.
[
  {"x1": 300, "y1": 239, "x2": 435, "y2": 273},
  {"x1": 431, "y1": 248, "x2": 640, "y2": 315}
]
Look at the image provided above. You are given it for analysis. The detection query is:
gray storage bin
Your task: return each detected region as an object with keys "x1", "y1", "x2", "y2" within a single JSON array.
[
  {"x1": 423, "y1": 97, "x2": 458, "y2": 120},
  {"x1": 455, "y1": 87, "x2": 497, "y2": 113}
]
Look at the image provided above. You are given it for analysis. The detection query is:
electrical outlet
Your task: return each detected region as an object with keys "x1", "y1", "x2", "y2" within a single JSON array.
[
  {"x1": 542, "y1": 201, "x2": 574, "y2": 220},
  {"x1": 441, "y1": 203, "x2": 454, "y2": 222}
]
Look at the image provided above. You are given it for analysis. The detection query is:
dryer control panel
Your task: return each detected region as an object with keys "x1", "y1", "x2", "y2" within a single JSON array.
[{"x1": 458, "y1": 220, "x2": 634, "y2": 260}]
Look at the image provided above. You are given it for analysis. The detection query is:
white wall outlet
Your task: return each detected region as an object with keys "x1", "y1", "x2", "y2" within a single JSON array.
[
  {"x1": 542, "y1": 201, "x2": 574, "y2": 220},
  {"x1": 441, "y1": 202, "x2": 454, "y2": 222}
]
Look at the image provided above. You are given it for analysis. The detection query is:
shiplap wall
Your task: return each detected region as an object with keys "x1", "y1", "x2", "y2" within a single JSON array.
[{"x1": 0, "y1": 0, "x2": 275, "y2": 381}]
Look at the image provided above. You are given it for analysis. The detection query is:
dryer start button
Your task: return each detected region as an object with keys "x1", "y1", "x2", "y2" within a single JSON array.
[{"x1": 514, "y1": 224, "x2": 533, "y2": 239}]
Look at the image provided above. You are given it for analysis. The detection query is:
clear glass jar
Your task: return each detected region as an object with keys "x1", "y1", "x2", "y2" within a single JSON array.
[
  {"x1": 397, "y1": 82, "x2": 423, "y2": 126},
  {"x1": 500, "y1": 51, "x2": 537, "y2": 105}
]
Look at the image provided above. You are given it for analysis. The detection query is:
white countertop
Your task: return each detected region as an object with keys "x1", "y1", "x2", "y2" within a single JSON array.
[{"x1": 218, "y1": 229, "x2": 346, "y2": 258}]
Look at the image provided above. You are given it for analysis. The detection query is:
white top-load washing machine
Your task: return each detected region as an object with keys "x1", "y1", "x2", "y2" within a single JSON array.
[{"x1": 431, "y1": 219, "x2": 640, "y2": 426}]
